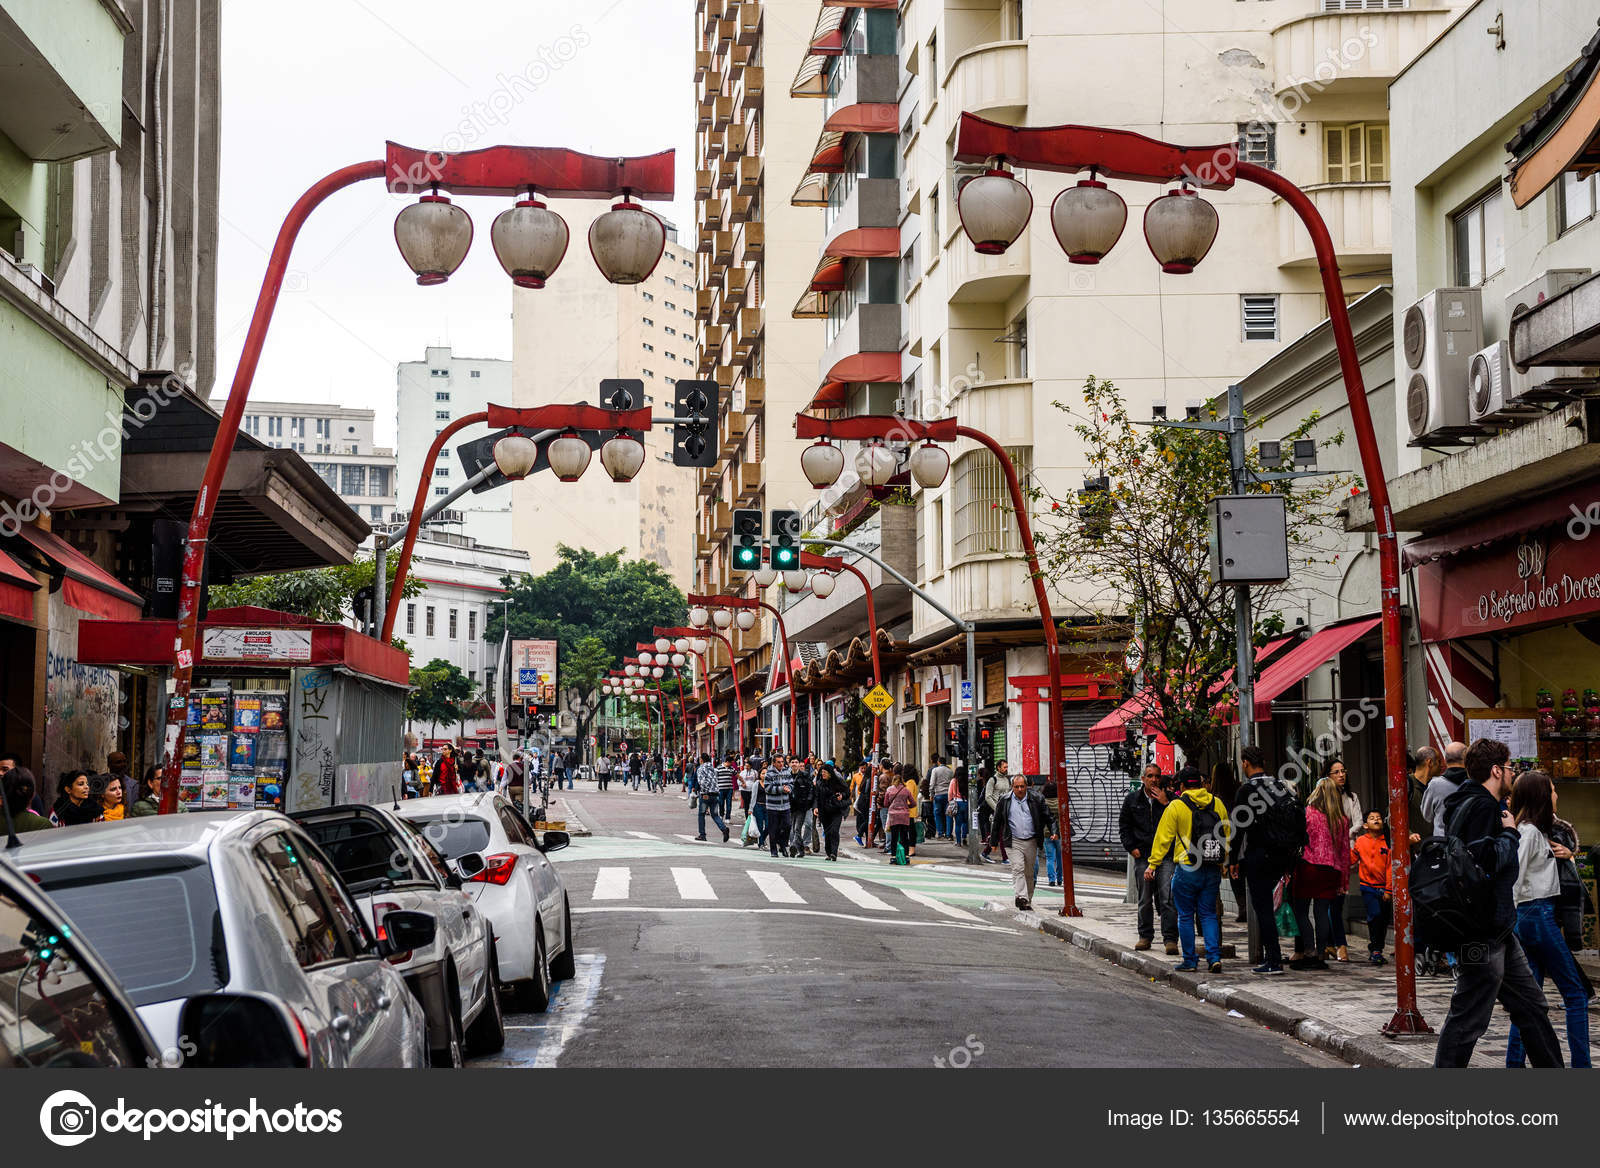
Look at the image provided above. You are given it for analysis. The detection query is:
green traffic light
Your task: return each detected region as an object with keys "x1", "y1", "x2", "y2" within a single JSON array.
[{"x1": 772, "y1": 545, "x2": 798, "y2": 569}]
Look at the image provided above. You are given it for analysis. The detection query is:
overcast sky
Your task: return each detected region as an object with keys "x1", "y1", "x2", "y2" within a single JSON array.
[{"x1": 216, "y1": 0, "x2": 693, "y2": 446}]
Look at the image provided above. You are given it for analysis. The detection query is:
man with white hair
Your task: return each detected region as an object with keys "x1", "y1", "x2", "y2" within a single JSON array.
[{"x1": 1421, "y1": 740, "x2": 1468, "y2": 838}]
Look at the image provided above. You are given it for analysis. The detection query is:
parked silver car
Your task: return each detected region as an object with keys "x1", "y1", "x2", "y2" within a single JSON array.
[{"x1": 14, "y1": 812, "x2": 431, "y2": 1068}]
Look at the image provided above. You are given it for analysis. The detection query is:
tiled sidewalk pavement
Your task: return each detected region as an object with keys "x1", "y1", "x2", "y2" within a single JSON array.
[
  {"x1": 535, "y1": 794, "x2": 591, "y2": 836},
  {"x1": 980, "y1": 895, "x2": 1570, "y2": 1069}
]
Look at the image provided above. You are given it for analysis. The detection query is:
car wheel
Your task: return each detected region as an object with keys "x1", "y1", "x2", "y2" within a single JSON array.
[
  {"x1": 549, "y1": 896, "x2": 576, "y2": 981},
  {"x1": 514, "y1": 924, "x2": 551, "y2": 1014},
  {"x1": 431, "y1": 974, "x2": 464, "y2": 1068},
  {"x1": 464, "y1": 942, "x2": 506, "y2": 1057}
]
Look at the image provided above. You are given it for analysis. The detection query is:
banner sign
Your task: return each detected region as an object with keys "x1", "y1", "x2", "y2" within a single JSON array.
[
  {"x1": 203, "y1": 627, "x2": 312, "y2": 662},
  {"x1": 1415, "y1": 522, "x2": 1600, "y2": 642},
  {"x1": 510, "y1": 639, "x2": 558, "y2": 705}
]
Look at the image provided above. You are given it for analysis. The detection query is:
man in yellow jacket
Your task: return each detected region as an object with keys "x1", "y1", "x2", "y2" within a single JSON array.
[{"x1": 1144, "y1": 765, "x2": 1232, "y2": 973}]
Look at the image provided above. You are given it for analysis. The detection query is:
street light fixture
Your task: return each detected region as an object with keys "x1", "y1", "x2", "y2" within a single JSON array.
[
  {"x1": 753, "y1": 565, "x2": 779, "y2": 588},
  {"x1": 588, "y1": 193, "x2": 667, "y2": 284},
  {"x1": 600, "y1": 432, "x2": 646, "y2": 482},
  {"x1": 671, "y1": 652, "x2": 686, "y2": 667},
  {"x1": 393, "y1": 192, "x2": 473, "y2": 285},
  {"x1": 1051, "y1": 176, "x2": 1128, "y2": 264},
  {"x1": 672, "y1": 637, "x2": 688, "y2": 653},
  {"x1": 1141, "y1": 186, "x2": 1220, "y2": 274},
  {"x1": 655, "y1": 637, "x2": 672, "y2": 654},
  {"x1": 689, "y1": 606, "x2": 710, "y2": 627},
  {"x1": 547, "y1": 430, "x2": 592, "y2": 481},
  {"x1": 908, "y1": 443, "x2": 950, "y2": 489},
  {"x1": 955, "y1": 161, "x2": 1032, "y2": 255},
  {"x1": 712, "y1": 608, "x2": 733, "y2": 629},
  {"x1": 691, "y1": 637, "x2": 708, "y2": 654},
  {"x1": 809, "y1": 572, "x2": 836, "y2": 599},
  {"x1": 854, "y1": 441, "x2": 897, "y2": 487},
  {"x1": 801, "y1": 439, "x2": 845, "y2": 488},
  {"x1": 625, "y1": 663, "x2": 638, "y2": 676},
  {"x1": 781, "y1": 570, "x2": 808, "y2": 592},
  {"x1": 491, "y1": 433, "x2": 539, "y2": 480},
  {"x1": 490, "y1": 191, "x2": 569, "y2": 289},
  {"x1": 651, "y1": 666, "x2": 664, "y2": 678},
  {"x1": 735, "y1": 609, "x2": 757, "y2": 631}
]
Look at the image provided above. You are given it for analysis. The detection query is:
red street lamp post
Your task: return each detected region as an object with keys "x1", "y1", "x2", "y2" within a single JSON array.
[
  {"x1": 688, "y1": 593, "x2": 800, "y2": 754},
  {"x1": 949, "y1": 115, "x2": 1422, "y2": 1032},
  {"x1": 636, "y1": 643, "x2": 691, "y2": 764},
  {"x1": 656, "y1": 625, "x2": 747, "y2": 754},
  {"x1": 160, "y1": 142, "x2": 673, "y2": 814},
  {"x1": 794, "y1": 413, "x2": 1082, "y2": 915},
  {"x1": 797, "y1": 551, "x2": 883, "y2": 752}
]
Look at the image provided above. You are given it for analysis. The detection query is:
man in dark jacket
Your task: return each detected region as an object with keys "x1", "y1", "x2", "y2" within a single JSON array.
[
  {"x1": 1120, "y1": 764, "x2": 1176, "y2": 953},
  {"x1": 1432, "y1": 737, "x2": 1563, "y2": 1068},
  {"x1": 1230, "y1": 745, "x2": 1302, "y2": 974},
  {"x1": 814, "y1": 764, "x2": 850, "y2": 860},
  {"x1": 989, "y1": 773, "x2": 1055, "y2": 910}
]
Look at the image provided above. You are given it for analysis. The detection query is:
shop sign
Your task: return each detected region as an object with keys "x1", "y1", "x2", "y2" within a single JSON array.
[
  {"x1": 1416, "y1": 525, "x2": 1600, "y2": 642},
  {"x1": 203, "y1": 627, "x2": 312, "y2": 662}
]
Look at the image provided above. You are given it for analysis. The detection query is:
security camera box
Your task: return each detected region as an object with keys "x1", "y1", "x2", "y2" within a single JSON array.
[{"x1": 1207, "y1": 495, "x2": 1289, "y2": 585}]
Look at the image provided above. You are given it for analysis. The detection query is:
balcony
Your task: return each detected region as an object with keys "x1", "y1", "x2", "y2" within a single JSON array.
[
  {"x1": 713, "y1": 230, "x2": 734, "y2": 264},
  {"x1": 820, "y1": 302, "x2": 902, "y2": 385},
  {"x1": 694, "y1": 168, "x2": 713, "y2": 199},
  {"x1": 697, "y1": 226, "x2": 714, "y2": 255},
  {"x1": 824, "y1": 176, "x2": 899, "y2": 239},
  {"x1": 715, "y1": 158, "x2": 735, "y2": 190},
  {"x1": 722, "y1": 264, "x2": 749, "y2": 304},
  {"x1": 717, "y1": 18, "x2": 736, "y2": 49},
  {"x1": 702, "y1": 193, "x2": 723, "y2": 229},
  {"x1": 1274, "y1": 182, "x2": 1391, "y2": 269},
  {"x1": 741, "y1": 376, "x2": 765, "y2": 412},
  {"x1": 737, "y1": 219, "x2": 764, "y2": 262},
  {"x1": 822, "y1": 52, "x2": 900, "y2": 123},
  {"x1": 726, "y1": 123, "x2": 749, "y2": 160},
  {"x1": 737, "y1": 1, "x2": 760, "y2": 45},
  {"x1": 735, "y1": 306, "x2": 762, "y2": 354},
  {"x1": 720, "y1": 408, "x2": 749, "y2": 456},
  {"x1": 736, "y1": 459, "x2": 763, "y2": 502},
  {"x1": 737, "y1": 153, "x2": 761, "y2": 197},
  {"x1": 704, "y1": 127, "x2": 724, "y2": 163},
  {"x1": 694, "y1": 49, "x2": 711, "y2": 81},
  {"x1": 947, "y1": 219, "x2": 1029, "y2": 303},
  {"x1": 0, "y1": 0, "x2": 129, "y2": 160},
  {"x1": 714, "y1": 95, "x2": 734, "y2": 130},
  {"x1": 711, "y1": 501, "x2": 732, "y2": 538},
  {"x1": 942, "y1": 41, "x2": 1027, "y2": 131},
  {"x1": 1271, "y1": 8, "x2": 1455, "y2": 99},
  {"x1": 696, "y1": 289, "x2": 714, "y2": 321},
  {"x1": 739, "y1": 65, "x2": 764, "y2": 110},
  {"x1": 696, "y1": 94, "x2": 714, "y2": 130}
]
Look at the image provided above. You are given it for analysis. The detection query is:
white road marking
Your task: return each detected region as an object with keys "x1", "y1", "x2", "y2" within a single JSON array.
[
  {"x1": 671, "y1": 866, "x2": 717, "y2": 900},
  {"x1": 748, "y1": 869, "x2": 805, "y2": 904},
  {"x1": 899, "y1": 888, "x2": 982, "y2": 921},
  {"x1": 591, "y1": 867, "x2": 630, "y2": 900},
  {"x1": 571, "y1": 906, "x2": 1013, "y2": 933},
  {"x1": 825, "y1": 878, "x2": 897, "y2": 911},
  {"x1": 624, "y1": 831, "x2": 658, "y2": 839},
  {"x1": 489, "y1": 953, "x2": 604, "y2": 1068}
]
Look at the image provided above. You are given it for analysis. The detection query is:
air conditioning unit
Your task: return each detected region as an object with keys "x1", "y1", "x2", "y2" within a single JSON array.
[
  {"x1": 1507, "y1": 268, "x2": 1591, "y2": 322},
  {"x1": 1403, "y1": 287, "x2": 1483, "y2": 442},
  {"x1": 1505, "y1": 268, "x2": 1600, "y2": 399},
  {"x1": 1468, "y1": 341, "x2": 1541, "y2": 425}
]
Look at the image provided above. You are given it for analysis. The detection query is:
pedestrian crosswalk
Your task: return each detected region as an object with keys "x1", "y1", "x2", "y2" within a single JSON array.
[{"x1": 583, "y1": 863, "x2": 987, "y2": 918}]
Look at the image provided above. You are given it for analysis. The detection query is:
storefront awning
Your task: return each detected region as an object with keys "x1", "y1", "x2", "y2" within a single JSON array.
[
  {"x1": 0, "y1": 547, "x2": 39, "y2": 624},
  {"x1": 1087, "y1": 638, "x2": 1293, "y2": 744},
  {"x1": 1507, "y1": 20, "x2": 1600, "y2": 209},
  {"x1": 1253, "y1": 617, "x2": 1381, "y2": 716},
  {"x1": 5, "y1": 524, "x2": 143, "y2": 619}
]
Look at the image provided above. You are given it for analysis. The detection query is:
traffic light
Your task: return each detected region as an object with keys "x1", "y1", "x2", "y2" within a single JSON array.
[
  {"x1": 946, "y1": 722, "x2": 968, "y2": 759},
  {"x1": 732, "y1": 508, "x2": 763, "y2": 571},
  {"x1": 769, "y1": 509, "x2": 800, "y2": 571},
  {"x1": 1078, "y1": 474, "x2": 1111, "y2": 541},
  {"x1": 671, "y1": 379, "x2": 720, "y2": 468},
  {"x1": 548, "y1": 713, "x2": 558, "y2": 729}
]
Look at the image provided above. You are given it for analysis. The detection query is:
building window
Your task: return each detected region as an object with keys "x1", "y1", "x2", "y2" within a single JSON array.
[
  {"x1": 1320, "y1": 0, "x2": 1412, "y2": 10},
  {"x1": 643, "y1": 369, "x2": 655, "y2": 378},
  {"x1": 665, "y1": 301, "x2": 676, "y2": 310},
  {"x1": 468, "y1": 610, "x2": 477, "y2": 642},
  {"x1": 316, "y1": 418, "x2": 330, "y2": 437},
  {"x1": 425, "y1": 607, "x2": 435, "y2": 637},
  {"x1": 665, "y1": 277, "x2": 676, "y2": 287},
  {"x1": 1236, "y1": 122, "x2": 1276, "y2": 169},
  {"x1": 1241, "y1": 295, "x2": 1279, "y2": 341},
  {"x1": 665, "y1": 326, "x2": 676, "y2": 336},
  {"x1": 683, "y1": 308, "x2": 693, "y2": 318},
  {"x1": 267, "y1": 416, "x2": 283, "y2": 437},
  {"x1": 340, "y1": 464, "x2": 367, "y2": 496},
  {"x1": 1452, "y1": 185, "x2": 1505, "y2": 287},
  {"x1": 435, "y1": 391, "x2": 450, "y2": 401},
  {"x1": 370, "y1": 467, "x2": 391, "y2": 497},
  {"x1": 642, "y1": 292, "x2": 654, "y2": 302},
  {"x1": 666, "y1": 376, "x2": 677, "y2": 385},
  {"x1": 430, "y1": 368, "x2": 448, "y2": 377},
  {"x1": 1323, "y1": 123, "x2": 1388, "y2": 183},
  {"x1": 434, "y1": 486, "x2": 450, "y2": 496},
  {"x1": 928, "y1": 187, "x2": 940, "y2": 241},
  {"x1": 1559, "y1": 170, "x2": 1599, "y2": 233},
  {"x1": 470, "y1": 369, "x2": 481, "y2": 378},
  {"x1": 683, "y1": 357, "x2": 693, "y2": 366},
  {"x1": 435, "y1": 466, "x2": 449, "y2": 477},
  {"x1": 643, "y1": 343, "x2": 654, "y2": 352},
  {"x1": 951, "y1": 446, "x2": 1030, "y2": 560},
  {"x1": 406, "y1": 603, "x2": 416, "y2": 635},
  {"x1": 448, "y1": 609, "x2": 458, "y2": 640},
  {"x1": 435, "y1": 409, "x2": 450, "y2": 420},
  {"x1": 643, "y1": 317, "x2": 654, "y2": 326}
]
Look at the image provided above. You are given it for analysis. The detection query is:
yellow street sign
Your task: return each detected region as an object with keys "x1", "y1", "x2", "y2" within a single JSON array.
[{"x1": 862, "y1": 685, "x2": 894, "y2": 716}]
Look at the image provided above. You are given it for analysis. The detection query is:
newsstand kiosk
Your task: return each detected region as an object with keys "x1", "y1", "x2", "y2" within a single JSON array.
[{"x1": 77, "y1": 605, "x2": 408, "y2": 812}]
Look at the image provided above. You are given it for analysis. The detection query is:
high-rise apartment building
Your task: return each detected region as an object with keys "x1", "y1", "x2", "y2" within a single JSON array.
[
  {"x1": 510, "y1": 205, "x2": 699, "y2": 589},
  {"x1": 396, "y1": 346, "x2": 515, "y2": 548},
  {"x1": 688, "y1": 0, "x2": 827, "y2": 749},
  {"x1": 214, "y1": 398, "x2": 397, "y2": 525}
]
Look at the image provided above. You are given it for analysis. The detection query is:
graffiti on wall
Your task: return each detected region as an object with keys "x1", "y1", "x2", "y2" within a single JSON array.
[
  {"x1": 1063, "y1": 743, "x2": 1134, "y2": 862},
  {"x1": 289, "y1": 667, "x2": 338, "y2": 812},
  {"x1": 44, "y1": 597, "x2": 122, "y2": 795}
]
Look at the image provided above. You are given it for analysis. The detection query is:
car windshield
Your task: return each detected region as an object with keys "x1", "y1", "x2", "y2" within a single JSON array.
[
  {"x1": 299, "y1": 816, "x2": 425, "y2": 890},
  {"x1": 403, "y1": 814, "x2": 492, "y2": 860},
  {"x1": 34, "y1": 861, "x2": 227, "y2": 1008}
]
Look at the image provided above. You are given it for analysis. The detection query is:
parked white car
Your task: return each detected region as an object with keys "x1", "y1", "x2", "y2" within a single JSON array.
[
  {"x1": 396, "y1": 793, "x2": 573, "y2": 1010},
  {"x1": 293, "y1": 803, "x2": 500, "y2": 1066},
  {"x1": 14, "y1": 812, "x2": 431, "y2": 1068}
]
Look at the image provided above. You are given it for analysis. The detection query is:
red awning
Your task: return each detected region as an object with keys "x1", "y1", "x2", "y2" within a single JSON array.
[
  {"x1": 807, "y1": 381, "x2": 851, "y2": 410},
  {"x1": 821, "y1": 224, "x2": 899, "y2": 260},
  {"x1": 8, "y1": 525, "x2": 142, "y2": 620},
  {"x1": 1087, "y1": 637, "x2": 1295, "y2": 745},
  {"x1": 826, "y1": 351, "x2": 900, "y2": 385},
  {"x1": 0, "y1": 548, "x2": 40, "y2": 624},
  {"x1": 823, "y1": 102, "x2": 899, "y2": 134},
  {"x1": 1252, "y1": 617, "x2": 1382, "y2": 717}
]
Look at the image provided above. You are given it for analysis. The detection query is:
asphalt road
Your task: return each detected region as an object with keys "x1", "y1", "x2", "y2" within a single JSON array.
[{"x1": 475, "y1": 783, "x2": 1340, "y2": 1069}]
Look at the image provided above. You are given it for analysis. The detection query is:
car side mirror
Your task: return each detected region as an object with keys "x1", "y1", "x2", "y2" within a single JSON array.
[
  {"x1": 453, "y1": 851, "x2": 487, "y2": 879},
  {"x1": 378, "y1": 909, "x2": 437, "y2": 961},
  {"x1": 179, "y1": 992, "x2": 310, "y2": 1068},
  {"x1": 540, "y1": 830, "x2": 570, "y2": 854}
]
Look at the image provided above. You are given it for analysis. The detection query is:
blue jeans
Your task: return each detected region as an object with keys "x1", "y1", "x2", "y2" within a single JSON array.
[
  {"x1": 719, "y1": 789, "x2": 733, "y2": 819},
  {"x1": 934, "y1": 794, "x2": 949, "y2": 837},
  {"x1": 1171, "y1": 864, "x2": 1223, "y2": 967},
  {"x1": 753, "y1": 802, "x2": 768, "y2": 846},
  {"x1": 951, "y1": 799, "x2": 969, "y2": 846},
  {"x1": 1045, "y1": 838, "x2": 1062, "y2": 885},
  {"x1": 1506, "y1": 897, "x2": 1591, "y2": 1068},
  {"x1": 1360, "y1": 886, "x2": 1389, "y2": 954},
  {"x1": 696, "y1": 796, "x2": 726, "y2": 838}
]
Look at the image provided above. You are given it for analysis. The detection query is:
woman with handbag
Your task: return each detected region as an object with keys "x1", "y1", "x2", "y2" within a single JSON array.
[
  {"x1": 1504, "y1": 770, "x2": 1591, "y2": 1068},
  {"x1": 882, "y1": 772, "x2": 915, "y2": 865},
  {"x1": 1287, "y1": 777, "x2": 1348, "y2": 972}
]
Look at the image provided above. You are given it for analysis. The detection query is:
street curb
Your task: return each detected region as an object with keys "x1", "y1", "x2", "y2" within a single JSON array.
[
  {"x1": 541, "y1": 799, "x2": 592, "y2": 837},
  {"x1": 992, "y1": 903, "x2": 1428, "y2": 1069}
]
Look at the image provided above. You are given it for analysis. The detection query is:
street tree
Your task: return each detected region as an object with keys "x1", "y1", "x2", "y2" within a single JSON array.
[
  {"x1": 408, "y1": 658, "x2": 474, "y2": 741},
  {"x1": 1032, "y1": 376, "x2": 1355, "y2": 765},
  {"x1": 487, "y1": 545, "x2": 686, "y2": 749}
]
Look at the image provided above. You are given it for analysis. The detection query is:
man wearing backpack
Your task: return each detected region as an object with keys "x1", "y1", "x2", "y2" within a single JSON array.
[
  {"x1": 1430, "y1": 738, "x2": 1563, "y2": 1068},
  {"x1": 1231, "y1": 745, "x2": 1306, "y2": 975},
  {"x1": 1145, "y1": 766, "x2": 1232, "y2": 973}
]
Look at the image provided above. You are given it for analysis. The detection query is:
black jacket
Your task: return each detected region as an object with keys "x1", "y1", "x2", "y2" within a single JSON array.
[
  {"x1": 1118, "y1": 787, "x2": 1165, "y2": 857},
  {"x1": 816, "y1": 773, "x2": 849, "y2": 818},
  {"x1": 988, "y1": 790, "x2": 1056, "y2": 847},
  {"x1": 1442, "y1": 778, "x2": 1520, "y2": 938}
]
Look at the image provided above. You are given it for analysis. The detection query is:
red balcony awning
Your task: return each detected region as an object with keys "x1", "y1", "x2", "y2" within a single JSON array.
[
  {"x1": 1507, "y1": 21, "x2": 1600, "y2": 208},
  {"x1": 826, "y1": 351, "x2": 900, "y2": 385},
  {"x1": 824, "y1": 102, "x2": 899, "y2": 134},
  {"x1": 0, "y1": 548, "x2": 40, "y2": 624},
  {"x1": 791, "y1": 7, "x2": 849, "y2": 96},
  {"x1": 806, "y1": 130, "x2": 848, "y2": 174},
  {"x1": 6, "y1": 525, "x2": 142, "y2": 620},
  {"x1": 806, "y1": 381, "x2": 851, "y2": 411},
  {"x1": 793, "y1": 227, "x2": 898, "y2": 317},
  {"x1": 1253, "y1": 617, "x2": 1382, "y2": 717}
]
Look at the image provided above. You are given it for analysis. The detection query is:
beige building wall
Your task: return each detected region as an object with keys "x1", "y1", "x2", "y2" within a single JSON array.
[{"x1": 510, "y1": 199, "x2": 699, "y2": 589}]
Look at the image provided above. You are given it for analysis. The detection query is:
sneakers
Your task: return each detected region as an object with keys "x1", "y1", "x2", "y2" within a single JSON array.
[
  {"x1": 1208, "y1": 961, "x2": 1223, "y2": 974},
  {"x1": 694, "y1": 834, "x2": 707, "y2": 841},
  {"x1": 1368, "y1": 952, "x2": 1387, "y2": 965},
  {"x1": 1134, "y1": 939, "x2": 1152, "y2": 952},
  {"x1": 1250, "y1": 961, "x2": 1284, "y2": 976},
  {"x1": 1173, "y1": 962, "x2": 1199, "y2": 973},
  {"x1": 722, "y1": 827, "x2": 730, "y2": 843},
  {"x1": 854, "y1": 835, "x2": 864, "y2": 847}
]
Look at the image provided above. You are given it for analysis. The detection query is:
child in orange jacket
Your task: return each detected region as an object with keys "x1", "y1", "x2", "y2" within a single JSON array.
[{"x1": 1350, "y1": 810, "x2": 1391, "y2": 966}]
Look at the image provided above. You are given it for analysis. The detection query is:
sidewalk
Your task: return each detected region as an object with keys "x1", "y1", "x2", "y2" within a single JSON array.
[
  {"x1": 535, "y1": 792, "x2": 591, "y2": 837},
  {"x1": 978, "y1": 894, "x2": 1571, "y2": 1069}
]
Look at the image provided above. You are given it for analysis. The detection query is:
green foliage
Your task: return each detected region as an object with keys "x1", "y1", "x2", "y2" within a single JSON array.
[
  {"x1": 209, "y1": 553, "x2": 423, "y2": 627},
  {"x1": 1033, "y1": 376, "x2": 1356, "y2": 761},
  {"x1": 407, "y1": 658, "x2": 474, "y2": 734}
]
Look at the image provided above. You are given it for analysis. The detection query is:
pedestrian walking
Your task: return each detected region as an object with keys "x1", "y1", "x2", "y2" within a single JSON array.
[
  {"x1": 435, "y1": 744, "x2": 460, "y2": 795},
  {"x1": 739, "y1": 757, "x2": 758, "y2": 818},
  {"x1": 1288, "y1": 775, "x2": 1348, "y2": 971},
  {"x1": 596, "y1": 752, "x2": 611, "y2": 790},
  {"x1": 1041, "y1": 779, "x2": 1062, "y2": 888},
  {"x1": 883, "y1": 771, "x2": 915, "y2": 864},
  {"x1": 816, "y1": 763, "x2": 849, "y2": 861},
  {"x1": 1407, "y1": 746, "x2": 1437, "y2": 848},
  {"x1": 929, "y1": 754, "x2": 953, "y2": 839},
  {"x1": 949, "y1": 764, "x2": 969, "y2": 848},
  {"x1": 1208, "y1": 762, "x2": 1248, "y2": 922},
  {"x1": 852, "y1": 764, "x2": 872, "y2": 847},
  {"x1": 694, "y1": 753, "x2": 729, "y2": 842},
  {"x1": 1503, "y1": 769, "x2": 1589, "y2": 1068},
  {"x1": 716, "y1": 752, "x2": 737, "y2": 820},
  {"x1": 1351, "y1": 811, "x2": 1391, "y2": 965},
  {"x1": 1144, "y1": 765, "x2": 1231, "y2": 973},
  {"x1": 1120, "y1": 764, "x2": 1177, "y2": 954},
  {"x1": 1421, "y1": 740, "x2": 1468, "y2": 839},
  {"x1": 787, "y1": 757, "x2": 816, "y2": 857},
  {"x1": 762, "y1": 763, "x2": 792, "y2": 859},
  {"x1": 979, "y1": 765, "x2": 1009, "y2": 863},
  {"x1": 899, "y1": 764, "x2": 921, "y2": 857},
  {"x1": 1231, "y1": 745, "x2": 1305, "y2": 976},
  {"x1": 989, "y1": 772, "x2": 1055, "y2": 910},
  {"x1": 1431, "y1": 738, "x2": 1563, "y2": 1068},
  {"x1": 751, "y1": 766, "x2": 771, "y2": 849}
]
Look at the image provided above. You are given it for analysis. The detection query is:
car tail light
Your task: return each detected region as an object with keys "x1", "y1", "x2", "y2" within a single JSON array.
[
  {"x1": 469, "y1": 853, "x2": 519, "y2": 886},
  {"x1": 374, "y1": 900, "x2": 411, "y2": 965},
  {"x1": 291, "y1": 1011, "x2": 312, "y2": 1065}
]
